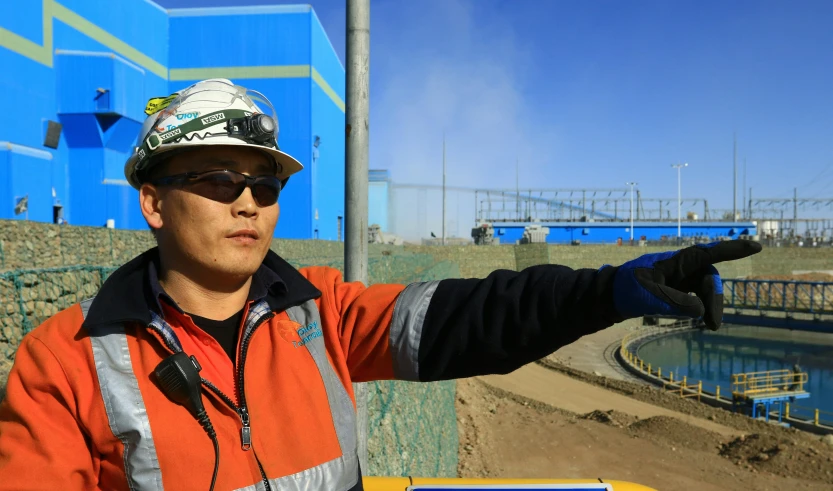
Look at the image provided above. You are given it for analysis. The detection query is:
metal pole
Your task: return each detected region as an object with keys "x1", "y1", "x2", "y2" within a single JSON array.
[
  {"x1": 345, "y1": 0, "x2": 370, "y2": 283},
  {"x1": 345, "y1": 0, "x2": 369, "y2": 474},
  {"x1": 442, "y1": 134, "x2": 446, "y2": 245},
  {"x1": 637, "y1": 191, "x2": 643, "y2": 220},
  {"x1": 515, "y1": 158, "x2": 520, "y2": 220},
  {"x1": 677, "y1": 166, "x2": 681, "y2": 238},
  {"x1": 743, "y1": 158, "x2": 747, "y2": 219},
  {"x1": 672, "y1": 163, "x2": 688, "y2": 239},
  {"x1": 626, "y1": 182, "x2": 637, "y2": 242},
  {"x1": 794, "y1": 187, "x2": 798, "y2": 239},
  {"x1": 474, "y1": 191, "x2": 478, "y2": 224},
  {"x1": 733, "y1": 133, "x2": 737, "y2": 221}
]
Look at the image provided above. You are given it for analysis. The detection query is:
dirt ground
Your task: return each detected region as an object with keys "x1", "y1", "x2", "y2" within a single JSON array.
[
  {"x1": 457, "y1": 363, "x2": 833, "y2": 491},
  {"x1": 751, "y1": 273, "x2": 833, "y2": 282}
]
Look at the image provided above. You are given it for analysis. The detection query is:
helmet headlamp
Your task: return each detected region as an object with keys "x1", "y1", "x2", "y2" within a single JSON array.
[{"x1": 226, "y1": 114, "x2": 277, "y2": 147}]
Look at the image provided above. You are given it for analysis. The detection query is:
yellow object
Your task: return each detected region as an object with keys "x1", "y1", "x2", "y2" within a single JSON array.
[
  {"x1": 144, "y1": 95, "x2": 177, "y2": 115},
  {"x1": 363, "y1": 477, "x2": 658, "y2": 491},
  {"x1": 731, "y1": 369, "x2": 808, "y2": 397}
]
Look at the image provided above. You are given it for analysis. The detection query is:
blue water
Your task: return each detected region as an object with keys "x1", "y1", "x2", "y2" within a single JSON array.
[{"x1": 636, "y1": 325, "x2": 833, "y2": 421}]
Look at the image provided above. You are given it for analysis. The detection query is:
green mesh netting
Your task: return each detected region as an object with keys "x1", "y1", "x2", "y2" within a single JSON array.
[
  {"x1": 286, "y1": 251, "x2": 461, "y2": 477},
  {"x1": 366, "y1": 379, "x2": 457, "y2": 477}
]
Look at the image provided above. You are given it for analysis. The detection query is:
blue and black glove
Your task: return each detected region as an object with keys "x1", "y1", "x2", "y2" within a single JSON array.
[{"x1": 602, "y1": 240, "x2": 762, "y2": 330}]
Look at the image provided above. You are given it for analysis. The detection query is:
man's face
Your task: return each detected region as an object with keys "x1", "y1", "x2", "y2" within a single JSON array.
[{"x1": 140, "y1": 145, "x2": 279, "y2": 280}]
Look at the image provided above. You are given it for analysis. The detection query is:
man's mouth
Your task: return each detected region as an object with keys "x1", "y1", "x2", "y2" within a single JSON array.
[{"x1": 227, "y1": 229, "x2": 260, "y2": 243}]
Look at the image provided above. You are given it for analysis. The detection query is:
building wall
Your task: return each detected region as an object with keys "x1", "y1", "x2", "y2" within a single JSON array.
[
  {"x1": 0, "y1": 0, "x2": 169, "y2": 227},
  {"x1": 0, "y1": 0, "x2": 345, "y2": 239},
  {"x1": 368, "y1": 181, "x2": 389, "y2": 231},
  {"x1": 167, "y1": 6, "x2": 318, "y2": 239},
  {"x1": 310, "y1": 10, "x2": 346, "y2": 241}
]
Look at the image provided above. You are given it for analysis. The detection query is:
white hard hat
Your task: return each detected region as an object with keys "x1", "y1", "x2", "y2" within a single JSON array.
[{"x1": 124, "y1": 78, "x2": 303, "y2": 189}]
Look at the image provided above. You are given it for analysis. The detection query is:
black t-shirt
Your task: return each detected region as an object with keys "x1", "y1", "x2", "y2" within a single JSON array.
[{"x1": 189, "y1": 309, "x2": 244, "y2": 368}]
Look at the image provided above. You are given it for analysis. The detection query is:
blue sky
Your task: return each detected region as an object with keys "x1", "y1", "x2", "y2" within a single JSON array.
[{"x1": 159, "y1": 0, "x2": 833, "y2": 218}]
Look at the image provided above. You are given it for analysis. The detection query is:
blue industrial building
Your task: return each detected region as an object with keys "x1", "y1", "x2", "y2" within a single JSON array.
[
  {"x1": 0, "y1": 0, "x2": 345, "y2": 240},
  {"x1": 492, "y1": 221, "x2": 758, "y2": 245}
]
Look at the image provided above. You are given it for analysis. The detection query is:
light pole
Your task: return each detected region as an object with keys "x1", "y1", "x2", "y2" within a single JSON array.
[
  {"x1": 626, "y1": 182, "x2": 637, "y2": 243},
  {"x1": 346, "y1": 0, "x2": 370, "y2": 474},
  {"x1": 671, "y1": 163, "x2": 689, "y2": 241}
]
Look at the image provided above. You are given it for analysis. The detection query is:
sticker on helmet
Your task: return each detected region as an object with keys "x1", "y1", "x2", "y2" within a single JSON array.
[
  {"x1": 159, "y1": 127, "x2": 182, "y2": 141},
  {"x1": 156, "y1": 124, "x2": 180, "y2": 132},
  {"x1": 144, "y1": 94, "x2": 177, "y2": 115},
  {"x1": 201, "y1": 112, "x2": 226, "y2": 125}
]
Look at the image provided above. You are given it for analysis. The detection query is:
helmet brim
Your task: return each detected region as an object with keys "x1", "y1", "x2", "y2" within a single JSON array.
[{"x1": 124, "y1": 138, "x2": 304, "y2": 189}]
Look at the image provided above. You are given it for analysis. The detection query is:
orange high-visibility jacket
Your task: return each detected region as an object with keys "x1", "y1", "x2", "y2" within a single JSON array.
[{"x1": 0, "y1": 248, "x2": 620, "y2": 490}]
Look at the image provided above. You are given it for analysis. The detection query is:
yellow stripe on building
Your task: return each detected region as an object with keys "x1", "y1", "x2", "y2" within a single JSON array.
[
  {"x1": 169, "y1": 65, "x2": 311, "y2": 81},
  {"x1": 312, "y1": 67, "x2": 345, "y2": 112},
  {"x1": 0, "y1": 26, "x2": 52, "y2": 66},
  {"x1": 50, "y1": 1, "x2": 167, "y2": 78}
]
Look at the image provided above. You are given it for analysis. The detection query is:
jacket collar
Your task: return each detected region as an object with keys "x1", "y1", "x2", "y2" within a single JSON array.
[
  {"x1": 82, "y1": 247, "x2": 322, "y2": 329},
  {"x1": 146, "y1": 253, "x2": 286, "y2": 315}
]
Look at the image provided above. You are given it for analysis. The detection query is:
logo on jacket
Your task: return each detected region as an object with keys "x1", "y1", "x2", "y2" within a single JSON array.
[
  {"x1": 293, "y1": 321, "x2": 322, "y2": 348},
  {"x1": 275, "y1": 320, "x2": 322, "y2": 348},
  {"x1": 277, "y1": 321, "x2": 301, "y2": 343}
]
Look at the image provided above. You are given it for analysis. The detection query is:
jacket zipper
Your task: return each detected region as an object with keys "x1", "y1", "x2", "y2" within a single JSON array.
[
  {"x1": 198, "y1": 312, "x2": 276, "y2": 491},
  {"x1": 148, "y1": 315, "x2": 275, "y2": 491}
]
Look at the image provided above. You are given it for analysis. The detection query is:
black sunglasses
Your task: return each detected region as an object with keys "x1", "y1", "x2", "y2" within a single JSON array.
[{"x1": 151, "y1": 169, "x2": 282, "y2": 207}]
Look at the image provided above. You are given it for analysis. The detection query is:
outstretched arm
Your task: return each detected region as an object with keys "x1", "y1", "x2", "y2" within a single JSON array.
[{"x1": 312, "y1": 240, "x2": 761, "y2": 383}]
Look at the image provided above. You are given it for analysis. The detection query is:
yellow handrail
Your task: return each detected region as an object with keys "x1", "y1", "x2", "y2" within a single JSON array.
[{"x1": 731, "y1": 370, "x2": 808, "y2": 397}]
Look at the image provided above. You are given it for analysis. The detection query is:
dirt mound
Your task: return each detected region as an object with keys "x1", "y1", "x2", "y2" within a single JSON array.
[
  {"x1": 720, "y1": 433, "x2": 833, "y2": 484},
  {"x1": 629, "y1": 415, "x2": 723, "y2": 452},
  {"x1": 457, "y1": 377, "x2": 833, "y2": 490},
  {"x1": 537, "y1": 359, "x2": 807, "y2": 435},
  {"x1": 581, "y1": 409, "x2": 637, "y2": 428}
]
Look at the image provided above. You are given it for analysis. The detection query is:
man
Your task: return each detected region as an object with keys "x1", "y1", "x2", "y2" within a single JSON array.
[{"x1": 0, "y1": 79, "x2": 761, "y2": 491}]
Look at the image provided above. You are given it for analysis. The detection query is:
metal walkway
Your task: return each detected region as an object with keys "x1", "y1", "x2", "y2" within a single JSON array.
[
  {"x1": 731, "y1": 369, "x2": 810, "y2": 424},
  {"x1": 721, "y1": 279, "x2": 833, "y2": 331}
]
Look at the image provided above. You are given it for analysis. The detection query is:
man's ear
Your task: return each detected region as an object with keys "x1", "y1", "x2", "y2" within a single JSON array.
[{"x1": 140, "y1": 183, "x2": 164, "y2": 233}]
